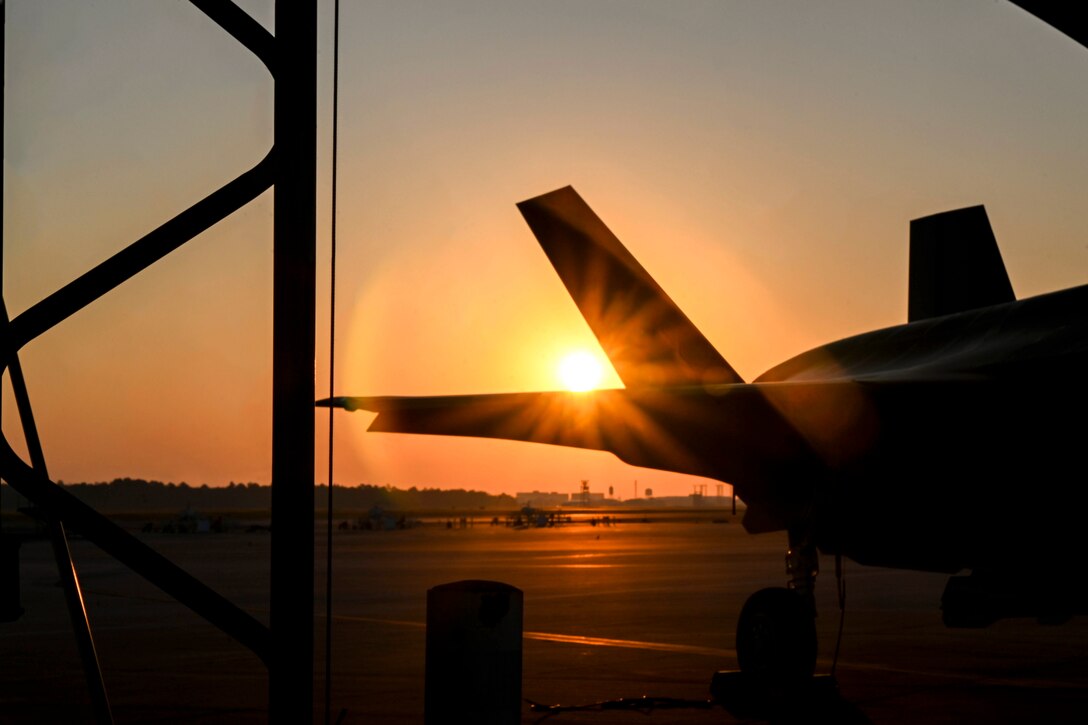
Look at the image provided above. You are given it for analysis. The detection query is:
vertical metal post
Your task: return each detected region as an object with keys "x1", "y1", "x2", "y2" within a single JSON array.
[
  {"x1": 1, "y1": 0, "x2": 5, "y2": 519},
  {"x1": 0, "y1": 0, "x2": 7, "y2": 616},
  {"x1": 270, "y1": 1, "x2": 317, "y2": 722}
]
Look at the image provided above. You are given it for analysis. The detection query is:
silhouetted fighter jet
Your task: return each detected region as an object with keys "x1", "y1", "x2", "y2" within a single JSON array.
[
  {"x1": 321, "y1": 1, "x2": 1088, "y2": 692},
  {"x1": 321, "y1": 185, "x2": 1088, "y2": 680}
]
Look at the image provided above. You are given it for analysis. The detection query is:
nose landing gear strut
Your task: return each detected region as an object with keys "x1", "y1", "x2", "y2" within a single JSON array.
[
  {"x1": 711, "y1": 529, "x2": 829, "y2": 716},
  {"x1": 736, "y1": 532, "x2": 819, "y2": 688}
]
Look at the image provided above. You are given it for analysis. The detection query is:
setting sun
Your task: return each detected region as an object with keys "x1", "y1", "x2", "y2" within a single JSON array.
[{"x1": 557, "y1": 351, "x2": 604, "y2": 392}]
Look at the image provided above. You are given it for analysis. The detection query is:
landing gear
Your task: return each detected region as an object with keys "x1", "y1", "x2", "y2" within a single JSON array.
[
  {"x1": 714, "y1": 531, "x2": 857, "y2": 718},
  {"x1": 735, "y1": 530, "x2": 819, "y2": 689}
]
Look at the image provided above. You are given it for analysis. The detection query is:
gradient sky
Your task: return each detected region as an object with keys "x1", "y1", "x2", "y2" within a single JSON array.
[{"x1": 4, "y1": 1, "x2": 1087, "y2": 498}]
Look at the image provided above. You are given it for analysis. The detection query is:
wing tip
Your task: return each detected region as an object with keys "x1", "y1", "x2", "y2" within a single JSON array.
[
  {"x1": 516, "y1": 185, "x2": 578, "y2": 210},
  {"x1": 315, "y1": 396, "x2": 368, "y2": 412}
]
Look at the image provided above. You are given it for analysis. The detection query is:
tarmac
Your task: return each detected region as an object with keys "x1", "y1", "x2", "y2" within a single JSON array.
[{"x1": 1, "y1": 513, "x2": 1086, "y2": 723}]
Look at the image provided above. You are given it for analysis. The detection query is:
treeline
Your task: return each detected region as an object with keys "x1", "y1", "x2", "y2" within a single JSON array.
[{"x1": 0, "y1": 478, "x2": 516, "y2": 514}]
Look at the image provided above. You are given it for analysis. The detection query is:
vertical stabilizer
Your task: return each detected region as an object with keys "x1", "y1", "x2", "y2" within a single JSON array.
[
  {"x1": 517, "y1": 187, "x2": 743, "y2": 387},
  {"x1": 908, "y1": 205, "x2": 1015, "y2": 322}
]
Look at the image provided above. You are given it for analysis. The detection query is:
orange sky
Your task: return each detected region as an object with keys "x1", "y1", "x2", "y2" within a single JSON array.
[{"x1": 4, "y1": 2, "x2": 1088, "y2": 497}]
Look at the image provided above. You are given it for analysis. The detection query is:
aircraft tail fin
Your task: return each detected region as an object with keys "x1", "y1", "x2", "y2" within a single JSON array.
[
  {"x1": 908, "y1": 205, "x2": 1015, "y2": 322},
  {"x1": 517, "y1": 186, "x2": 743, "y2": 386}
]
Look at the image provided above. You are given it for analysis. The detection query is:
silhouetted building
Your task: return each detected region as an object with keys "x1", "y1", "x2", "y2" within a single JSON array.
[{"x1": 514, "y1": 491, "x2": 569, "y2": 507}]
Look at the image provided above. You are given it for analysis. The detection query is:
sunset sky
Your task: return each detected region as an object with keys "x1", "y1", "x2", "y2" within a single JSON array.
[{"x1": 4, "y1": 1, "x2": 1088, "y2": 498}]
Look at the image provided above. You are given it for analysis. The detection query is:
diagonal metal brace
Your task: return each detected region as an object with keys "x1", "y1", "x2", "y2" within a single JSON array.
[
  {"x1": 190, "y1": 0, "x2": 276, "y2": 76},
  {"x1": 7, "y1": 148, "x2": 274, "y2": 351},
  {"x1": 0, "y1": 437, "x2": 272, "y2": 665}
]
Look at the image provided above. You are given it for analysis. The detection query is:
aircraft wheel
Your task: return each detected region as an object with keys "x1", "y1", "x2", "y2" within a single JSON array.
[{"x1": 736, "y1": 587, "x2": 816, "y2": 688}]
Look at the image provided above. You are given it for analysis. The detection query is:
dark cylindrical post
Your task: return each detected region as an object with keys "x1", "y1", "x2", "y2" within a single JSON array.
[
  {"x1": 425, "y1": 580, "x2": 523, "y2": 725},
  {"x1": 270, "y1": 0, "x2": 317, "y2": 722}
]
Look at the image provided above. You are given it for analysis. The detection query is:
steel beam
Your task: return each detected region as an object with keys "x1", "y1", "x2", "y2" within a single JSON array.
[{"x1": 270, "y1": 1, "x2": 317, "y2": 721}]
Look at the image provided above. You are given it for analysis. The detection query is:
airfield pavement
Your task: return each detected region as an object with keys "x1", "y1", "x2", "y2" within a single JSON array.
[{"x1": 1, "y1": 512, "x2": 1086, "y2": 724}]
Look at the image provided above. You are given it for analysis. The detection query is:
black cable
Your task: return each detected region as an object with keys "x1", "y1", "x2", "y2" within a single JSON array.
[
  {"x1": 830, "y1": 552, "x2": 846, "y2": 678},
  {"x1": 324, "y1": 1, "x2": 341, "y2": 723},
  {"x1": 528, "y1": 695, "x2": 714, "y2": 722}
]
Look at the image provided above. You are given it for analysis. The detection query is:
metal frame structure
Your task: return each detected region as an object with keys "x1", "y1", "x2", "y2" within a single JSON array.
[{"x1": 0, "y1": 2, "x2": 316, "y2": 722}]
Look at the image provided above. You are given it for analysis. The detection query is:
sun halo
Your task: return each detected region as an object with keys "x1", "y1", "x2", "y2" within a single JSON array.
[{"x1": 557, "y1": 350, "x2": 605, "y2": 392}]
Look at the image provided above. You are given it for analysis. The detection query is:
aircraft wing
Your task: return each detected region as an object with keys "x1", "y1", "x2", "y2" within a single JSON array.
[
  {"x1": 517, "y1": 187, "x2": 744, "y2": 387},
  {"x1": 318, "y1": 386, "x2": 805, "y2": 479},
  {"x1": 319, "y1": 384, "x2": 825, "y2": 533},
  {"x1": 320, "y1": 391, "x2": 622, "y2": 453}
]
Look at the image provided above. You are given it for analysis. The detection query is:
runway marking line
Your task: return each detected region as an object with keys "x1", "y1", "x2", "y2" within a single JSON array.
[{"x1": 333, "y1": 614, "x2": 733, "y2": 657}]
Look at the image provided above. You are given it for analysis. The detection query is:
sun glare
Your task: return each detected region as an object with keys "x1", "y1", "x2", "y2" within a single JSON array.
[{"x1": 557, "y1": 351, "x2": 604, "y2": 392}]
